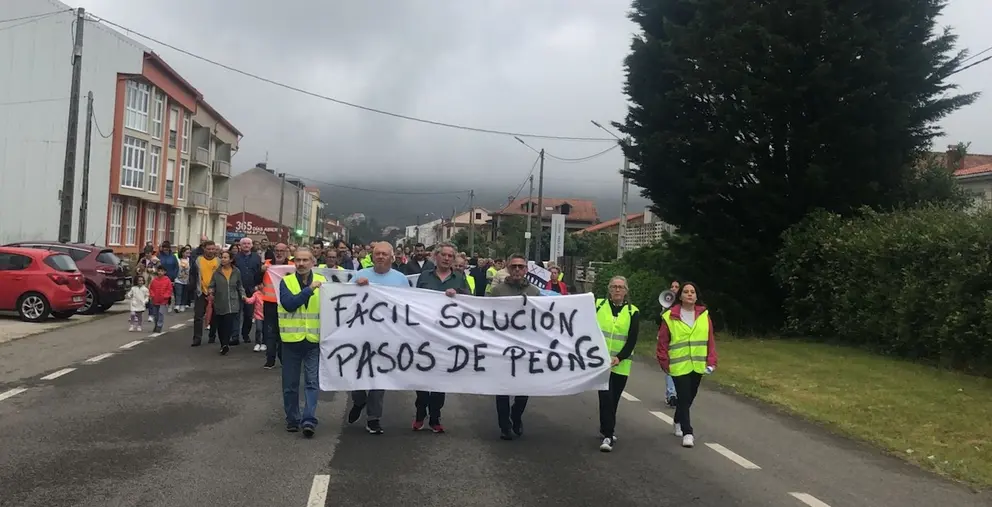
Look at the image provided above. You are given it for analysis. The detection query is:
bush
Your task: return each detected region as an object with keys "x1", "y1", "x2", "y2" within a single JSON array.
[
  {"x1": 592, "y1": 242, "x2": 677, "y2": 323},
  {"x1": 775, "y1": 206, "x2": 992, "y2": 373}
]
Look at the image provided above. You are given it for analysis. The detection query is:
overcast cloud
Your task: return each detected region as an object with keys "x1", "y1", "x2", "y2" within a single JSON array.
[{"x1": 73, "y1": 0, "x2": 991, "y2": 197}]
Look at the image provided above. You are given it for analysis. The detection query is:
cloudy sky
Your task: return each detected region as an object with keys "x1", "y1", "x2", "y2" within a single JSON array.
[{"x1": 72, "y1": 0, "x2": 991, "y2": 197}]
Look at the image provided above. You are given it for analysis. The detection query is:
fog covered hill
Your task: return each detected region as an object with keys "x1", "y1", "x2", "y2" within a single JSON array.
[{"x1": 317, "y1": 180, "x2": 653, "y2": 228}]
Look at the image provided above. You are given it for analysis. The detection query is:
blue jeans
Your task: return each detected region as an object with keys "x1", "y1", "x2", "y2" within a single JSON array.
[
  {"x1": 148, "y1": 304, "x2": 167, "y2": 329},
  {"x1": 666, "y1": 374, "x2": 676, "y2": 398},
  {"x1": 281, "y1": 340, "x2": 320, "y2": 427},
  {"x1": 173, "y1": 283, "x2": 186, "y2": 307},
  {"x1": 254, "y1": 318, "x2": 264, "y2": 345}
]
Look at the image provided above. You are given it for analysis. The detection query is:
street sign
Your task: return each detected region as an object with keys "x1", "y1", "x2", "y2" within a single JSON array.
[{"x1": 549, "y1": 213, "x2": 565, "y2": 262}]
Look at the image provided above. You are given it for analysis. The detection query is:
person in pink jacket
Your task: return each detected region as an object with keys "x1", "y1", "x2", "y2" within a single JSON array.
[{"x1": 243, "y1": 284, "x2": 267, "y2": 352}]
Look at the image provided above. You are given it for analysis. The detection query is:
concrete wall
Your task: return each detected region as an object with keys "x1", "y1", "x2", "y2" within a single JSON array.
[
  {"x1": 228, "y1": 167, "x2": 305, "y2": 229},
  {"x1": 0, "y1": 0, "x2": 144, "y2": 244}
]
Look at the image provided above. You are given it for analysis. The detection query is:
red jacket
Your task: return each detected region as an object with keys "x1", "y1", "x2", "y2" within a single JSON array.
[
  {"x1": 656, "y1": 303, "x2": 718, "y2": 373},
  {"x1": 545, "y1": 280, "x2": 568, "y2": 294},
  {"x1": 148, "y1": 275, "x2": 174, "y2": 306}
]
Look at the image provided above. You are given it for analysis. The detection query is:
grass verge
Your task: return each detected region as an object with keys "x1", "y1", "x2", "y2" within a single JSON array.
[{"x1": 633, "y1": 326, "x2": 992, "y2": 488}]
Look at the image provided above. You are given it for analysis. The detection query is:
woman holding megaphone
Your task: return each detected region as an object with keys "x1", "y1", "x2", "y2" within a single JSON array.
[{"x1": 656, "y1": 282, "x2": 718, "y2": 448}]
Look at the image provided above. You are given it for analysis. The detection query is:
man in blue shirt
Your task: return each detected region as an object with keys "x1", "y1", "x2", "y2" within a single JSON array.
[
  {"x1": 350, "y1": 241, "x2": 411, "y2": 434},
  {"x1": 233, "y1": 237, "x2": 263, "y2": 345}
]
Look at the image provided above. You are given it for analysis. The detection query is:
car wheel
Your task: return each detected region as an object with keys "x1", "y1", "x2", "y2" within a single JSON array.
[
  {"x1": 52, "y1": 310, "x2": 76, "y2": 319},
  {"x1": 98, "y1": 302, "x2": 114, "y2": 311},
  {"x1": 79, "y1": 285, "x2": 99, "y2": 315},
  {"x1": 17, "y1": 292, "x2": 51, "y2": 322}
]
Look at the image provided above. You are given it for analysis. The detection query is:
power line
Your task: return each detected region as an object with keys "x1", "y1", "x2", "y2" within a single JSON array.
[
  {"x1": 88, "y1": 14, "x2": 616, "y2": 143},
  {"x1": 0, "y1": 97, "x2": 68, "y2": 107},
  {"x1": 0, "y1": 10, "x2": 72, "y2": 24},
  {"x1": 285, "y1": 173, "x2": 473, "y2": 195},
  {"x1": 507, "y1": 154, "x2": 541, "y2": 202},
  {"x1": 514, "y1": 136, "x2": 620, "y2": 163},
  {"x1": 961, "y1": 45, "x2": 992, "y2": 64},
  {"x1": 0, "y1": 10, "x2": 70, "y2": 33},
  {"x1": 949, "y1": 54, "x2": 992, "y2": 77}
]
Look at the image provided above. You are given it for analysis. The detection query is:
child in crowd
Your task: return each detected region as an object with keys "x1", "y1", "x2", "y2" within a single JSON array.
[
  {"x1": 243, "y1": 283, "x2": 267, "y2": 352},
  {"x1": 148, "y1": 265, "x2": 174, "y2": 333},
  {"x1": 174, "y1": 248, "x2": 191, "y2": 312},
  {"x1": 127, "y1": 276, "x2": 149, "y2": 332}
]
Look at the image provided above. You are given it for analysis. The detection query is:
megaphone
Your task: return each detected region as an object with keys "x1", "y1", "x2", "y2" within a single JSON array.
[{"x1": 658, "y1": 289, "x2": 677, "y2": 309}]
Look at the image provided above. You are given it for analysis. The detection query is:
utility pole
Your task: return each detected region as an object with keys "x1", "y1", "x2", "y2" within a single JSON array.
[
  {"x1": 524, "y1": 174, "x2": 534, "y2": 260},
  {"x1": 77, "y1": 91, "x2": 93, "y2": 244},
  {"x1": 468, "y1": 190, "x2": 475, "y2": 257},
  {"x1": 618, "y1": 153, "x2": 630, "y2": 259},
  {"x1": 277, "y1": 171, "x2": 287, "y2": 242},
  {"x1": 415, "y1": 214, "x2": 421, "y2": 244},
  {"x1": 59, "y1": 7, "x2": 85, "y2": 242},
  {"x1": 533, "y1": 149, "x2": 546, "y2": 263}
]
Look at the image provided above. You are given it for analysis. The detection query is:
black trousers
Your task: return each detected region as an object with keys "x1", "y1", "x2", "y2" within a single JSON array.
[
  {"x1": 263, "y1": 302, "x2": 282, "y2": 364},
  {"x1": 672, "y1": 372, "x2": 703, "y2": 435},
  {"x1": 597, "y1": 372, "x2": 629, "y2": 438},
  {"x1": 495, "y1": 395, "x2": 529, "y2": 431},
  {"x1": 240, "y1": 302, "x2": 254, "y2": 341},
  {"x1": 414, "y1": 391, "x2": 446, "y2": 423},
  {"x1": 214, "y1": 313, "x2": 236, "y2": 348}
]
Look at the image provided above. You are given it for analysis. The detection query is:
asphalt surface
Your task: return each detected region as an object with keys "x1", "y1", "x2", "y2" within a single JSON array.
[{"x1": 1, "y1": 315, "x2": 989, "y2": 507}]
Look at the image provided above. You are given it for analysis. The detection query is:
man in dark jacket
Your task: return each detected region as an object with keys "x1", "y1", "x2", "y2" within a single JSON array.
[
  {"x1": 403, "y1": 242, "x2": 434, "y2": 275},
  {"x1": 233, "y1": 237, "x2": 263, "y2": 345}
]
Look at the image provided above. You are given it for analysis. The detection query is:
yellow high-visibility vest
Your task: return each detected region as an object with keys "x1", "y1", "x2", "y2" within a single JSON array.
[
  {"x1": 661, "y1": 308, "x2": 710, "y2": 376},
  {"x1": 277, "y1": 271, "x2": 327, "y2": 343},
  {"x1": 595, "y1": 298, "x2": 639, "y2": 376}
]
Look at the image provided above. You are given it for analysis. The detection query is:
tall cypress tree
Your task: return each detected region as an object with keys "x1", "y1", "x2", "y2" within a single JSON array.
[{"x1": 619, "y1": 0, "x2": 978, "y2": 330}]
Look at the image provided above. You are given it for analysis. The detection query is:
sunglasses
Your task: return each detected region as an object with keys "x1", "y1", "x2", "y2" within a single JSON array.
[{"x1": 508, "y1": 264, "x2": 527, "y2": 269}]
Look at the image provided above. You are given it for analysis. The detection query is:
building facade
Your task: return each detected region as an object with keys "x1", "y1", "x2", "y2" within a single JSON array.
[
  {"x1": 180, "y1": 100, "x2": 241, "y2": 246},
  {"x1": 489, "y1": 198, "x2": 599, "y2": 241},
  {"x1": 228, "y1": 164, "x2": 311, "y2": 243},
  {"x1": 0, "y1": 1, "x2": 143, "y2": 245}
]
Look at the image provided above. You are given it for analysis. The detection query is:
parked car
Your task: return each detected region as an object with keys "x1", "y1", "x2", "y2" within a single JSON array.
[
  {"x1": 3, "y1": 241, "x2": 130, "y2": 314},
  {"x1": 0, "y1": 247, "x2": 86, "y2": 322}
]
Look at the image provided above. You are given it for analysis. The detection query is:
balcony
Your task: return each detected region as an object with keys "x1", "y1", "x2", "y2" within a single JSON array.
[
  {"x1": 189, "y1": 190, "x2": 209, "y2": 209},
  {"x1": 191, "y1": 146, "x2": 210, "y2": 167},
  {"x1": 210, "y1": 197, "x2": 229, "y2": 214},
  {"x1": 212, "y1": 160, "x2": 231, "y2": 177}
]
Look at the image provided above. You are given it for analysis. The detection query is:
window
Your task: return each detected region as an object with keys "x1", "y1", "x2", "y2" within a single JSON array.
[
  {"x1": 120, "y1": 136, "x2": 147, "y2": 190},
  {"x1": 168, "y1": 106, "x2": 179, "y2": 148},
  {"x1": 145, "y1": 208, "x2": 156, "y2": 245},
  {"x1": 125, "y1": 202, "x2": 138, "y2": 246},
  {"x1": 475, "y1": 212, "x2": 482, "y2": 220},
  {"x1": 147, "y1": 145, "x2": 161, "y2": 193},
  {"x1": 150, "y1": 90, "x2": 164, "y2": 139},
  {"x1": 179, "y1": 160, "x2": 188, "y2": 200},
  {"x1": 165, "y1": 159, "x2": 175, "y2": 199},
  {"x1": 181, "y1": 114, "x2": 190, "y2": 153},
  {"x1": 60, "y1": 248, "x2": 89, "y2": 262},
  {"x1": 124, "y1": 81, "x2": 150, "y2": 132},
  {"x1": 170, "y1": 210, "x2": 179, "y2": 244},
  {"x1": 157, "y1": 207, "x2": 167, "y2": 241},
  {"x1": 0, "y1": 253, "x2": 32, "y2": 271},
  {"x1": 44, "y1": 254, "x2": 78, "y2": 272},
  {"x1": 96, "y1": 250, "x2": 121, "y2": 265},
  {"x1": 109, "y1": 198, "x2": 123, "y2": 245}
]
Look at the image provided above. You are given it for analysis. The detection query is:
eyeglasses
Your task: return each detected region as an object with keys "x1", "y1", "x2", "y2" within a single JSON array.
[
  {"x1": 609, "y1": 285, "x2": 627, "y2": 290},
  {"x1": 508, "y1": 264, "x2": 527, "y2": 270}
]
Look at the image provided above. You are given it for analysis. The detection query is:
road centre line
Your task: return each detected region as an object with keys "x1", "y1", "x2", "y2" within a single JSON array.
[
  {"x1": 120, "y1": 340, "x2": 144, "y2": 349},
  {"x1": 148, "y1": 332, "x2": 163, "y2": 338},
  {"x1": 307, "y1": 475, "x2": 330, "y2": 507},
  {"x1": 789, "y1": 492, "x2": 832, "y2": 507},
  {"x1": 186, "y1": 318, "x2": 194, "y2": 322},
  {"x1": 84, "y1": 353, "x2": 114, "y2": 364},
  {"x1": 705, "y1": 443, "x2": 762, "y2": 470},
  {"x1": 620, "y1": 392, "x2": 640, "y2": 402},
  {"x1": 0, "y1": 387, "x2": 28, "y2": 402},
  {"x1": 649, "y1": 410, "x2": 674, "y2": 425},
  {"x1": 40, "y1": 368, "x2": 76, "y2": 380},
  {"x1": 170, "y1": 323, "x2": 186, "y2": 329}
]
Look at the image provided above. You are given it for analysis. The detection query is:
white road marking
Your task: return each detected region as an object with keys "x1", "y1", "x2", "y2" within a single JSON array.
[
  {"x1": 148, "y1": 332, "x2": 163, "y2": 338},
  {"x1": 705, "y1": 443, "x2": 762, "y2": 470},
  {"x1": 649, "y1": 410, "x2": 674, "y2": 425},
  {"x1": 307, "y1": 474, "x2": 330, "y2": 507},
  {"x1": 40, "y1": 368, "x2": 76, "y2": 380},
  {"x1": 120, "y1": 340, "x2": 144, "y2": 349},
  {"x1": 84, "y1": 353, "x2": 115, "y2": 364},
  {"x1": 170, "y1": 323, "x2": 186, "y2": 329},
  {"x1": 0, "y1": 387, "x2": 28, "y2": 401},
  {"x1": 620, "y1": 392, "x2": 640, "y2": 402},
  {"x1": 186, "y1": 318, "x2": 194, "y2": 322},
  {"x1": 789, "y1": 492, "x2": 832, "y2": 507}
]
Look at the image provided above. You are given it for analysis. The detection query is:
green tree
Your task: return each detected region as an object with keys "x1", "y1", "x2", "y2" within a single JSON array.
[
  {"x1": 618, "y1": 0, "x2": 978, "y2": 331},
  {"x1": 450, "y1": 228, "x2": 492, "y2": 256}
]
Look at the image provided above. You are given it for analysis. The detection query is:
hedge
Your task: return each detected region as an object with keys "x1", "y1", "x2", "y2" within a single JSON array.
[{"x1": 774, "y1": 206, "x2": 992, "y2": 373}]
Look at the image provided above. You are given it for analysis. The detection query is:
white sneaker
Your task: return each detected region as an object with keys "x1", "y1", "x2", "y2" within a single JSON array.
[
  {"x1": 148, "y1": 316, "x2": 154, "y2": 322},
  {"x1": 136, "y1": 326, "x2": 143, "y2": 332},
  {"x1": 599, "y1": 437, "x2": 614, "y2": 452},
  {"x1": 128, "y1": 325, "x2": 135, "y2": 332},
  {"x1": 260, "y1": 344, "x2": 267, "y2": 351},
  {"x1": 682, "y1": 434, "x2": 695, "y2": 448},
  {"x1": 674, "y1": 423, "x2": 683, "y2": 437},
  {"x1": 253, "y1": 344, "x2": 261, "y2": 352}
]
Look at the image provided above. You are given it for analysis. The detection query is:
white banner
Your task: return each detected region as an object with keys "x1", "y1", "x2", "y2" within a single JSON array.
[{"x1": 317, "y1": 283, "x2": 610, "y2": 396}]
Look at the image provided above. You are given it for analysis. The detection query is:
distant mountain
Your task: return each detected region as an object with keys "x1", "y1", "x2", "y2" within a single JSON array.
[{"x1": 318, "y1": 180, "x2": 653, "y2": 228}]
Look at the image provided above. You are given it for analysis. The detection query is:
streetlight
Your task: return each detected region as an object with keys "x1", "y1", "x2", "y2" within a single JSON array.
[{"x1": 591, "y1": 121, "x2": 630, "y2": 260}]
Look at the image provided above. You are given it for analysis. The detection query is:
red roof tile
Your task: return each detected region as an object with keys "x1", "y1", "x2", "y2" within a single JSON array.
[
  {"x1": 495, "y1": 198, "x2": 599, "y2": 223},
  {"x1": 575, "y1": 213, "x2": 645, "y2": 235},
  {"x1": 955, "y1": 162, "x2": 992, "y2": 177}
]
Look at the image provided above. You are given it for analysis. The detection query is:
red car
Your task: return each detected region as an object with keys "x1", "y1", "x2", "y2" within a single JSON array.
[
  {"x1": 0, "y1": 247, "x2": 86, "y2": 322},
  {"x1": 4, "y1": 241, "x2": 129, "y2": 314}
]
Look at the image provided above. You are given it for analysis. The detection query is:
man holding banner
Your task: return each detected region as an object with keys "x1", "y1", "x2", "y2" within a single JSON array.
[
  {"x1": 277, "y1": 247, "x2": 326, "y2": 438},
  {"x1": 349, "y1": 242, "x2": 410, "y2": 435},
  {"x1": 489, "y1": 253, "x2": 541, "y2": 441}
]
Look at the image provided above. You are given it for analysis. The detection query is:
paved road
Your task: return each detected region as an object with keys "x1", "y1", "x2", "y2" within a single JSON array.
[{"x1": 0, "y1": 316, "x2": 988, "y2": 507}]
